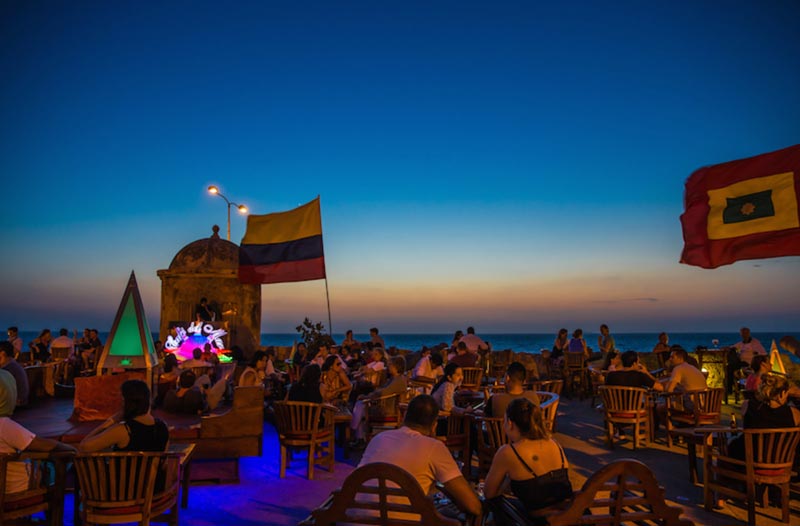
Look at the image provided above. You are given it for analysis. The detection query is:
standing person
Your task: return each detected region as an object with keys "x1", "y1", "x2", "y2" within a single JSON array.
[
  {"x1": 460, "y1": 326, "x2": 489, "y2": 354},
  {"x1": 733, "y1": 327, "x2": 766, "y2": 366},
  {"x1": 484, "y1": 398, "x2": 573, "y2": 526},
  {"x1": 342, "y1": 330, "x2": 360, "y2": 352},
  {"x1": 652, "y1": 332, "x2": 670, "y2": 367},
  {"x1": 6, "y1": 327, "x2": 23, "y2": 360},
  {"x1": 0, "y1": 342, "x2": 30, "y2": 407},
  {"x1": 369, "y1": 327, "x2": 385, "y2": 349},
  {"x1": 551, "y1": 329, "x2": 569, "y2": 360},
  {"x1": 195, "y1": 297, "x2": 215, "y2": 322},
  {"x1": 1, "y1": 370, "x2": 76, "y2": 494},
  {"x1": 598, "y1": 324, "x2": 615, "y2": 355}
]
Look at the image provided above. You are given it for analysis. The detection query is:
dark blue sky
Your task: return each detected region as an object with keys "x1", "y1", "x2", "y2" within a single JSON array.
[{"x1": 1, "y1": 1, "x2": 799, "y2": 332}]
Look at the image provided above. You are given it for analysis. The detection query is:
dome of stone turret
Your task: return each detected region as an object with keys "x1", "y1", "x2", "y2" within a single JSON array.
[{"x1": 168, "y1": 225, "x2": 239, "y2": 272}]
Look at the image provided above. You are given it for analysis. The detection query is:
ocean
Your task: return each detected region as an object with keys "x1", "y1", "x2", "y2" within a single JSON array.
[{"x1": 19, "y1": 330, "x2": 799, "y2": 355}]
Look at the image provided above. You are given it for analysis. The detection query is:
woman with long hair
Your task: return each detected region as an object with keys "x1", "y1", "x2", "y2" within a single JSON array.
[
  {"x1": 431, "y1": 362, "x2": 465, "y2": 414},
  {"x1": 484, "y1": 398, "x2": 573, "y2": 526},
  {"x1": 321, "y1": 354, "x2": 352, "y2": 405},
  {"x1": 288, "y1": 364, "x2": 323, "y2": 403},
  {"x1": 79, "y1": 380, "x2": 169, "y2": 453}
]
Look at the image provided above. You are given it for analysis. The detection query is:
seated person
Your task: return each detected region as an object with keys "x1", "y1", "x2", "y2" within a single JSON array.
[
  {"x1": 485, "y1": 362, "x2": 540, "y2": 418},
  {"x1": 413, "y1": 348, "x2": 444, "y2": 381},
  {"x1": 181, "y1": 347, "x2": 213, "y2": 371},
  {"x1": 484, "y1": 398, "x2": 573, "y2": 526},
  {"x1": 599, "y1": 350, "x2": 621, "y2": 372},
  {"x1": 718, "y1": 373, "x2": 800, "y2": 508},
  {"x1": 239, "y1": 350, "x2": 267, "y2": 387},
  {"x1": 320, "y1": 355, "x2": 352, "y2": 406},
  {"x1": 29, "y1": 329, "x2": 52, "y2": 363},
  {"x1": 449, "y1": 341, "x2": 478, "y2": 369},
  {"x1": 288, "y1": 364, "x2": 323, "y2": 403},
  {"x1": 431, "y1": 363, "x2": 472, "y2": 416},
  {"x1": 162, "y1": 370, "x2": 207, "y2": 415},
  {"x1": 359, "y1": 394, "x2": 482, "y2": 518},
  {"x1": 350, "y1": 356, "x2": 408, "y2": 447},
  {"x1": 656, "y1": 347, "x2": 707, "y2": 426},
  {"x1": 79, "y1": 380, "x2": 169, "y2": 453},
  {"x1": 1, "y1": 369, "x2": 76, "y2": 494},
  {"x1": 0, "y1": 342, "x2": 29, "y2": 407},
  {"x1": 605, "y1": 351, "x2": 664, "y2": 391},
  {"x1": 743, "y1": 354, "x2": 770, "y2": 393}
]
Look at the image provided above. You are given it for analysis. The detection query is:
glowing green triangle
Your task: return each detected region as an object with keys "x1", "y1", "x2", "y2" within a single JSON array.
[{"x1": 97, "y1": 271, "x2": 157, "y2": 371}]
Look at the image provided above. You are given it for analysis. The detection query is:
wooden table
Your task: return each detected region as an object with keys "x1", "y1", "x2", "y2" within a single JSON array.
[
  {"x1": 672, "y1": 425, "x2": 738, "y2": 485},
  {"x1": 169, "y1": 442, "x2": 196, "y2": 509}
]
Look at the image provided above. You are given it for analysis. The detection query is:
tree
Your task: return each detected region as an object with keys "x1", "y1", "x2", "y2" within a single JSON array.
[{"x1": 295, "y1": 318, "x2": 335, "y2": 355}]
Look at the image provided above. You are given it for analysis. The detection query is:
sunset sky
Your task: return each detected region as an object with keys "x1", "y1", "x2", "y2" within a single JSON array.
[{"x1": 1, "y1": 1, "x2": 799, "y2": 334}]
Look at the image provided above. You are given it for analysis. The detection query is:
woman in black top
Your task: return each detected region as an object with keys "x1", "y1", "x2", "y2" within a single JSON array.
[
  {"x1": 79, "y1": 380, "x2": 169, "y2": 453},
  {"x1": 484, "y1": 398, "x2": 573, "y2": 526},
  {"x1": 288, "y1": 364, "x2": 323, "y2": 403}
]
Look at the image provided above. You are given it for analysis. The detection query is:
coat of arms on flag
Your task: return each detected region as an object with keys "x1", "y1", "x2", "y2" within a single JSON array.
[{"x1": 680, "y1": 144, "x2": 800, "y2": 269}]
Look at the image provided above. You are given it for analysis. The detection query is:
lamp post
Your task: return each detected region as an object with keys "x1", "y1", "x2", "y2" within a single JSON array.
[{"x1": 207, "y1": 185, "x2": 248, "y2": 241}]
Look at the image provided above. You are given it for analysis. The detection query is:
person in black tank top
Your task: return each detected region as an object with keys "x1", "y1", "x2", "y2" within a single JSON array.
[{"x1": 484, "y1": 398, "x2": 574, "y2": 526}]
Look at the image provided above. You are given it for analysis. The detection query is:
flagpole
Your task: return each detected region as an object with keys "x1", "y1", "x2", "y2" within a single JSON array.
[{"x1": 324, "y1": 277, "x2": 333, "y2": 335}]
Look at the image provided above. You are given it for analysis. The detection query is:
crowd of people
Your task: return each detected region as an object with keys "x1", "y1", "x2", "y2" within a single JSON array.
[{"x1": 3, "y1": 320, "x2": 799, "y2": 526}]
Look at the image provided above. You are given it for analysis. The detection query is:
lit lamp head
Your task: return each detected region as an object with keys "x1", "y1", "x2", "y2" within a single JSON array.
[
  {"x1": 237, "y1": 204, "x2": 248, "y2": 214},
  {"x1": 207, "y1": 185, "x2": 219, "y2": 195}
]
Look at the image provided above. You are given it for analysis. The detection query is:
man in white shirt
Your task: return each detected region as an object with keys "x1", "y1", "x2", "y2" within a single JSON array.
[
  {"x1": 733, "y1": 327, "x2": 766, "y2": 366},
  {"x1": 359, "y1": 394, "x2": 481, "y2": 518},
  {"x1": 459, "y1": 326, "x2": 488, "y2": 354},
  {"x1": 1, "y1": 369, "x2": 75, "y2": 494},
  {"x1": 49, "y1": 328, "x2": 74, "y2": 356}
]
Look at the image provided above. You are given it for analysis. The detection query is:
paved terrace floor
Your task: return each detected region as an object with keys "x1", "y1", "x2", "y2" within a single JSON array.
[{"x1": 13, "y1": 394, "x2": 799, "y2": 525}]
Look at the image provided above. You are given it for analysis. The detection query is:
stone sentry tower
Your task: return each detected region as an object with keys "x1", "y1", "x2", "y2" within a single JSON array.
[{"x1": 157, "y1": 225, "x2": 261, "y2": 353}]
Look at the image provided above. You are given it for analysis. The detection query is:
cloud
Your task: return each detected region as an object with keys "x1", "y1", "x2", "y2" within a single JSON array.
[{"x1": 591, "y1": 297, "x2": 659, "y2": 304}]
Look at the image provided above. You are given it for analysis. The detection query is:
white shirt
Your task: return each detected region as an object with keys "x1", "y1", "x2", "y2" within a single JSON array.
[
  {"x1": 735, "y1": 338, "x2": 766, "y2": 365},
  {"x1": 359, "y1": 426, "x2": 462, "y2": 495},
  {"x1": 50, "y1": 335, "x2": 74, "y2": 354},
  {"x1": 459, "y1": 334, "x2": 488, "y2": 353},
  {"x1": 0, "y1": 417, "x2": 35, "y2": 493}
]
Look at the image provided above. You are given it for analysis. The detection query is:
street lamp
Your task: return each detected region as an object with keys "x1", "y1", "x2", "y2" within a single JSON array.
[{"x1": 207, "y1": 185, "x2": 248, "y2": 241}]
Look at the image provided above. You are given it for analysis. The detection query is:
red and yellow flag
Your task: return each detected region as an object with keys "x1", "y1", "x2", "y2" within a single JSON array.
[{"x1": 680, "y1": 144, "x2": 800, "y2": 268}]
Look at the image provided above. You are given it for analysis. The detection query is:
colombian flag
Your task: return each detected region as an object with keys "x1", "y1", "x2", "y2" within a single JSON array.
[
  {"x1": 680, "y1": 144, "x2": 800, "y2": 269},
  {"x1": 238, "y1": 197, "x2": 326, "y2": 284}
]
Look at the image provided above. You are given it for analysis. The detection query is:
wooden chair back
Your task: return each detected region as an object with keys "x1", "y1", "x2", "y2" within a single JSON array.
[
  {"x1": 364, "y1": 393, "x2": 401, "y2": 437},
  {"x1": 476, "y1": 417, "x2": 508, "y2": 479},
  {"x1": 545, "y1": 459, "x2": 695, "y2": 526},
  {"x1": 530, "y1": 379, "x2": 564, "y2": 396},
  {"x1": 537, "y1": 391, "x2": 560, "y2": 433},
  {"x1": 0, "y1": 452, "x2": 52, "y2": 523},
  {"x1": 460, "y1": 367, "x2": 483, "y2": 391},
  {"x1": 272, "y1": 401, "x2": 335, "y2": 479},
  {"x1": 564, "y1": 351, "x2": 586, "y2": 371},
  {"x1": 303, "y1": 462, "x2": 460, "y2": 526},
  {"x1": 598, "y1": 386, "x2": 649, "y2": 449},
  {"x1": 74, "y1": 451, "x2": 181, "y2": 526},
  {"x1": 50, "y1": 346, "x2": 71, "y2": 361},
  {"x1": 666, "y1": 387, "x2": 724, "y2": 446},
  {"x1": 704, "y1": 427, "x2": 800, "y2": 524}
]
